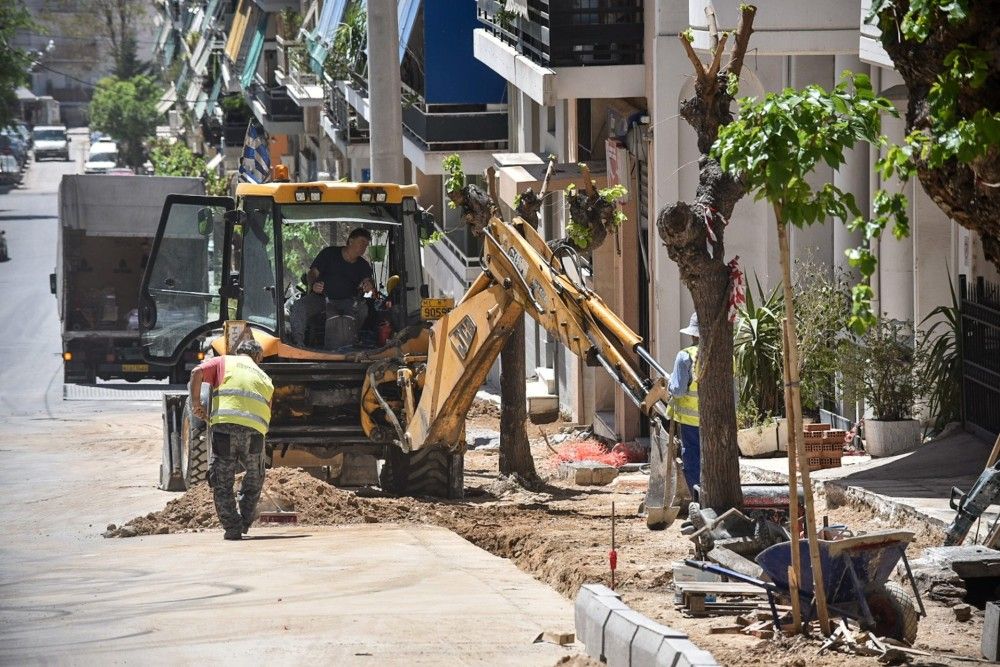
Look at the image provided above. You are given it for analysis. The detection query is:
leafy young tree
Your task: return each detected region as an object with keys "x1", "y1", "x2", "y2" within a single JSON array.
[
  {"x1": 712, "y1": 72, "x2": 906, "y2": 635},
  {"x1": 0, "y1": 0, "x2": 34, "y2": 127},
  {"x1": 869, "y1": 0, "x2": 1000, "y2": 270},
  {"x1": 148, "y1": 139, "x2": 227, "y2": 197},
  {"x1": 89, "y1": 75, "x2": 161, "y2": 169}
]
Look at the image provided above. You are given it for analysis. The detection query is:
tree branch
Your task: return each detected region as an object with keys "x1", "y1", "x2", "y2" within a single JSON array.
[
  {"x1": 679, "y1": 35, "x2": 706, "y2": 79},
  {"x1": 724, "y1": 4, "x2": 757, "y2": 79},
  {"x1": 706, "y1": 32, "x2": 730, "y2": 81}
]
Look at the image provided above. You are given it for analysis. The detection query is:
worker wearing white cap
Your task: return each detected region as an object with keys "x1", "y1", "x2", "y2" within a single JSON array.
[{"x1": 667, "y1": 312, "x2": 701, "y2": 500}]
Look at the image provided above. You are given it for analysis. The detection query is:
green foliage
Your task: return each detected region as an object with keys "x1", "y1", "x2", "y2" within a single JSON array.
[
  {"x1": 868, "y1": 1, "x2": 999, "y2": 186},
  {"x1": 793, "y1": 261, "x2": 855, "y2": 411},
  {"x1": 220, "y1": 94, "x2": 249, "y2": 114},
  {"x1": 148, "y1": 139, "x2": 228, "y2": 196},
  {"x1": 0, "y1": 0, "x2": 35, "y2": 127},
  {"x1": 712, "y1": 72, "x2": 906, "y2": 333},
  {"x1": 282, "y1": 223, "x2": 326, "y2": 287},
  {"x1": 599, "y1": 184, "x2": 629, "y2": 228},
  {"x1": 916, "y1": 276, "x2": 962, "y2": 432},
  {"x1": 279, "y1": 8, "x2": 302, "y2": 40},
  {"x1": 681, "y1": 28, "x2": 694, "y2": 42},
  {"x1": 324, "y1": 1, "x2": 367, "y2": 81},
  {"x1": 733, "y1": 275, "x2": 784, "y2": 420},
  {"x1": 442, "y1": 153, "x2": 465, "y2": 208},
  {"x1": 420, "y1": 229, "x2": 445, "y2": 247},
  {"x1": 726, "y1": 72, "x2": 739, "y2": 97},
  {"x1": 89, "y1": 75, "x2": 162, "y2": 169},
  {"x1": 841, "y1": 318, "x2": 920, "y2": 421},
  {"x1": 186, "y1": 31, "x2": 200, "y2": 50}
]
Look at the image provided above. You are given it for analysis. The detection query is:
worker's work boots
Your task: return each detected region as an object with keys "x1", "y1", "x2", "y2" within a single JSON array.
[{"x1": 223, "y1": 528, "x2": 242, "y2": 541}]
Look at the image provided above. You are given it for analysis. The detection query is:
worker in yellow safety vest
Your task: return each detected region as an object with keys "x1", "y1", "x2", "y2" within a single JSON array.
[
  {"x1": 667, "y1": 313, "x2": 701, "y2": 501},
  {"x1": 190, "y1": 339, "x2": 274, "y2": 541}
]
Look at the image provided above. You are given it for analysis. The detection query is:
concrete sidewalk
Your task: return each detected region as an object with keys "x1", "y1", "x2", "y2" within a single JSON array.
[{"x1": 741, "y1": 429, "x2": 997, "y2": 535}]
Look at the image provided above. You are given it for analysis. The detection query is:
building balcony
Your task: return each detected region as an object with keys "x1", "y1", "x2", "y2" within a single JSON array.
[
  {"x1": 321, "y1": 83, "x2": 369, "y2": 159},
  {"x1": 688, "y1": 0, "x2": 862, "y2": 55},
  {"x1": 248, "y1": 82, "x2": 304, "y2": 135},
  {"x1": 476, "y1": 0, "x2": 643, "y2": 68},
  {"x1": 401, "y1": 98, "x2": 507, "y2": 154},
  {"x1": 274, "y1": 36, "x2": 324, "y2": 107},
  {"x1": 473, "y1": 0, "x2": 645, "y2": 105}
]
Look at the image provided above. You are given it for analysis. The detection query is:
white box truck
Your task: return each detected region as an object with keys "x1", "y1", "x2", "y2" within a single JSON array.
[{"x1": 53, "y1": 174, "x2": 206, "y2": 384}]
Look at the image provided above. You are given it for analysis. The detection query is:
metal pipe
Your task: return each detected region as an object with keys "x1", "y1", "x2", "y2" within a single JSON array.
[{"x1": 636, "y1": 344, "x2": 669, "y2": 379}]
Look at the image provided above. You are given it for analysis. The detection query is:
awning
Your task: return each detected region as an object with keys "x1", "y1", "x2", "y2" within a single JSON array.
[
  {"x1": 155, "y1": 17, "x2": 171, "y2": 52},
  {"x1": 196, "y1": 77, "x2": 223, "y2": 119},
  {"x1": 225, "y1": 0, "x2": 259, "y2": 64},
  {"x1": 186, "y1": 77, "x2": 204, "y2": 106},
  {"x1": 306, "y1": 0, "x2": 351, "y2": 75},
  {"x1": 191, "y1": 34, "x2": 213, "y2": 76},
  {"x1": 162, "y1": 34, "x2": 177, "y2": 67},
  {"x1": 240, "y1": 13, "x2": 269, "y2": 88},
  {"x1": 196, "y1": 0, "x2": 221, "y2": 33},
  {"x1": 15, "y1": 86, "x2": 36, "y2": 101},
  {"x1": 176, "y1": 63, "x2": 191, "y2": 99},
  {"x1": 398, "y1": 0, "x2": 421, "y2": 62},
  {"x1": 156, "y1": 84, "x2": 178, "y2": 115}
]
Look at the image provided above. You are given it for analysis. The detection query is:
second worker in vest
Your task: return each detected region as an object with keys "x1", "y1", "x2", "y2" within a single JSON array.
[
  {"x1": 190, "y1": 339, "x2": 275, "y2": 541},
  {"x1": 667, "y1": 313, "x2": 701, "y2": 502}
]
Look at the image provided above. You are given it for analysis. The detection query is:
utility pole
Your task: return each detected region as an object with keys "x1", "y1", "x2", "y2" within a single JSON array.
[{"x1": 366, "y1": 0, "x2": 405, "y2": 184}]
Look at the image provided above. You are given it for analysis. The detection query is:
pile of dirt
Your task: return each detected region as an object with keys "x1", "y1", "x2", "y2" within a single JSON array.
[
  {"x1": 104, "y1": 468, "x2": 420, "y2": 537},
  {"x1": 467, "y1": 397, "x2": 502, "y2": 419}
]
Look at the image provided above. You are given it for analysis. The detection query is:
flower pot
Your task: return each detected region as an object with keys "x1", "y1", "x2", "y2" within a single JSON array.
[
  {"x1": 863, "y1": 419, "x2": 921, "y2": 457},
  {"x1": 737, "y1": 423, "x2": 779, "y2": 457}
]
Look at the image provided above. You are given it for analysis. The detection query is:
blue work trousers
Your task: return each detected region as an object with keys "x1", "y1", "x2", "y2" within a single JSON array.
[{"x1": 679, "y1": 424, "x2": 701, "y2": 501}]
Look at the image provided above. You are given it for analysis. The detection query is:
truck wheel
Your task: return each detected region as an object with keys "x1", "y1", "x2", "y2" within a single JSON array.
[
  {"x1": 380, "y1": 445, "x2": 464, "y2": 499},
  {"x1": 180, "y1": 399, "x2": 209, "y2": 488},
  {"x1": 865, "y1": 581, "x2": 919, "y2": 644}
]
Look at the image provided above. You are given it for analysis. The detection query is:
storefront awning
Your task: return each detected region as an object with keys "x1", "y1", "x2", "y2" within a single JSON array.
[{"x1": 240, "y1": 13, "x2": 269, "y2": 88}]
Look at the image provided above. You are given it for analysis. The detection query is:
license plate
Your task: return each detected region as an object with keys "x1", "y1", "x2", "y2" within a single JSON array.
[
  {"x1": 420, "y1": 298, "x2": 454, "y2": 321},
  {"x1": 122, "y1": 364, "x2": 149, "y2": 373}
]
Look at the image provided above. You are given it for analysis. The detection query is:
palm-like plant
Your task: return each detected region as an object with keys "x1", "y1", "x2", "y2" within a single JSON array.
[
  {"x1": 918, "y1": 277, "x2": 962, "y2": 433},
  {"x1": 734, "y1": 276, "x2": 784, "y2": 421}
]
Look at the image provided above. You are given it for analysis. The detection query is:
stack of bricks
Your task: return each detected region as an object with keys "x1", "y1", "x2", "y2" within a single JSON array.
[{"x1": 802, "y1": 423, "x2": 847, "y2": 471}]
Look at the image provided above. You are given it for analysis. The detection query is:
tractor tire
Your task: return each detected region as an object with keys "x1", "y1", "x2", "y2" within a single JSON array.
[
  {"x1": 180, "y1": 399, "x2": 209, "y2": 488},
  {"x1": 380, "y1": 445, "x2": 464, "y2": 499},
  {"x1": 865, "y1": 581, "x2": 919, "y2": 644}
]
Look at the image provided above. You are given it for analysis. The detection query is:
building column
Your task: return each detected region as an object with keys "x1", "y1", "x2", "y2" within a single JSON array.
[{"x1": 832, "y1": 55, "x2": 869, "y2": 279}]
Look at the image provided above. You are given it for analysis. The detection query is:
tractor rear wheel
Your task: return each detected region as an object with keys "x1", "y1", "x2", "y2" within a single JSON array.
[
  {"x1": 180, "y1": 399, "x2": 209, "y2": 488},
  {"x1": 865, "y1": 581, "x2": 919, "y2": 644},
  {"x1": 380, "y1": 445, "x2": 464, "y2": 499}
]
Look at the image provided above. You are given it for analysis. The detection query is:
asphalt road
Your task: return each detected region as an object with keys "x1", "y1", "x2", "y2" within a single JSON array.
[{"x1": 0, "y1": 137, "x2": 577, "y2": 665}]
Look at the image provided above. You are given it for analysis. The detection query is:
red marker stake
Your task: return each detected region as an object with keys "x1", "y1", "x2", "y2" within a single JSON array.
[{"x1": 610, "y1": 501, "x2": 618, "y2": 590}]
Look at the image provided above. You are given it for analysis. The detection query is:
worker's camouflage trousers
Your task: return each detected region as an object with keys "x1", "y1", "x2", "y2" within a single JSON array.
[{"x1": 207, "y1": 426, "x2": 266, "y2": 533}]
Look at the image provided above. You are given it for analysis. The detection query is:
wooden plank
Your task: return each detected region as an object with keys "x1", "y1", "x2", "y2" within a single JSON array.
[{"x1": 674, "y1": 582, "x2": 767, "y2": 594}]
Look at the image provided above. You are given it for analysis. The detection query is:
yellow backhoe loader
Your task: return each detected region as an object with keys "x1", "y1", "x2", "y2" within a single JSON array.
[{"x1": 140, "y1": 175, "x2": 679, "y2": 525}]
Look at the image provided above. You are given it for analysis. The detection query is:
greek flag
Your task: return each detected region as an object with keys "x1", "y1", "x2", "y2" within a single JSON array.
[{"x1": 239, "y1": 120, "x2": 271, "y2": 183}]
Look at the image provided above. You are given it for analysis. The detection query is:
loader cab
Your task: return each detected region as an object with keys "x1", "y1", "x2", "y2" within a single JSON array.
[{"x1": 139, "y1": 181, "x2": 426, "y2": 363}]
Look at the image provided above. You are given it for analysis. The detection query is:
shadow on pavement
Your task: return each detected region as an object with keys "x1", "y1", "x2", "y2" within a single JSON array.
[{"x1": 836, "y1": 430, "x2": 992, "y2": 500}]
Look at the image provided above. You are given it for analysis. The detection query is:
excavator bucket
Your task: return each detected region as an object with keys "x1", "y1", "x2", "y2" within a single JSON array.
[{"x1": 645, "y1": 420, "x2": 680, "y2": 530}]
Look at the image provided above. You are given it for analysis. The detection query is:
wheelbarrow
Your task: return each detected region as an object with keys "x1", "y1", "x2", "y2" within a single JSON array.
[
  {"x1": 756, "y1": 530, "x2": 926, "y2": 643},
  {"x1": 686, "y1": 530, "x2": 926, "y2": 643}
]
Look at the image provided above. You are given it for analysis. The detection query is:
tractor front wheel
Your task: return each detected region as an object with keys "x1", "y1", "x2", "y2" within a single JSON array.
[{"x1": 380, "y1": 445, "x2": 463, "y2": 499}]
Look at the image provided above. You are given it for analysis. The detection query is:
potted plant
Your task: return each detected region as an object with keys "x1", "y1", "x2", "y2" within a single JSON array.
[
  {"x1": 736, "y1": 398, "x2": 779, "y2": 457},
  {"x1": 843, "y1": 318, "x2": 922, "y2": 457}
]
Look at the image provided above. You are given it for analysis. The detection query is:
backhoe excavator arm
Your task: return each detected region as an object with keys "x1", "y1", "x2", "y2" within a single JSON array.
[{"x1": 402, "y1": 214, "x2": 672, "y2": 455}]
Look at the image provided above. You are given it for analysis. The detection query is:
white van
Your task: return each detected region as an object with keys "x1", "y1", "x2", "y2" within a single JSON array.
[
  {"x1": 33, "y1": 125, "x2": 70, "y2": 161},
  {"x1": 84, "y1": 140, "x2": 119, "y2": 174}
]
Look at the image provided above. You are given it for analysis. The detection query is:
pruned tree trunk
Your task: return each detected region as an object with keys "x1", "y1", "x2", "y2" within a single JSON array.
[
  {"x1": 499, "y1": 316, "x2": 537, "y2": 480},
  {"x1": 655, "y1": 5, "x2": 757, "y2": 511}
]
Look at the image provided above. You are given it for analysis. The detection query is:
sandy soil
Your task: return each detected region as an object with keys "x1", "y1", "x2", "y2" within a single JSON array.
[{"x1": 104, "y1": 411, "x2": 984, "y2": 667}]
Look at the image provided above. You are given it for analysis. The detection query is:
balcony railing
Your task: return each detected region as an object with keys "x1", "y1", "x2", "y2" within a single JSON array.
[
  {"x1": 401, "y1": 102, "x2": 508, "y2": 152},
  {"x1": 476, "y1": 0, "x2": 643, "y2": 68},
  {"x1": 249, "y1": 83, "x2": 304, "y2": 123},
  {"x1": 275, "y1": 36, "x2": 321, "y2": 90},
  {"x1": 326, "y1": 84, "x2": 370, "y2": 144}
]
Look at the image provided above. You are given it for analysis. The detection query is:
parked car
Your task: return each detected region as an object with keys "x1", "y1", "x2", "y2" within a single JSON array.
[
  {"x1": 0, "y1": 154, "x2": 22, "y2": 185},
  {"x1": 32, "y1": 125, "x2": 70, "y2": 161},
  {"x1": 1, "y1": 130, "x2": 29, "y2": 167},
  {"x1": 13, "y1": 122, "x2": 31, "y2": 148},
  {"x1": 84, "y1": 141, "x2": 119, "y2": 174}
]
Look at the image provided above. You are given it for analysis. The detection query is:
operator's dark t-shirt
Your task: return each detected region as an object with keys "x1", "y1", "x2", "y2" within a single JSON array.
[{"x1": 311, "y1": 246, "x2": 374, "y2": 300}]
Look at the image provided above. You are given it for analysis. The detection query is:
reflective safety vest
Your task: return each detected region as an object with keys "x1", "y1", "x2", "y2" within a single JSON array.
[
  {"x1": 210, "y1": 355, "x2": 274, "y2": 435},
  {"x1": 668, "y1": 346, "x2": 700, "y2": 427}
]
